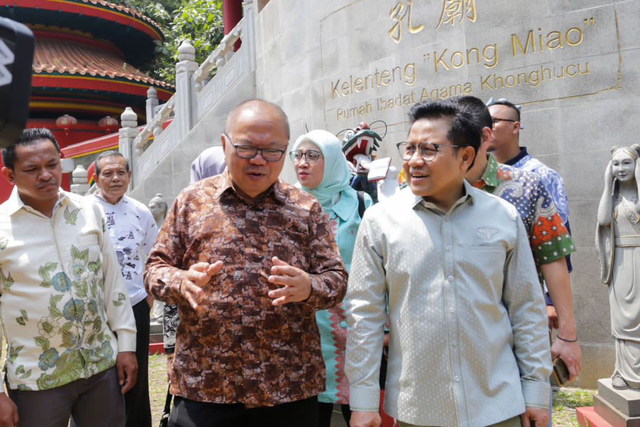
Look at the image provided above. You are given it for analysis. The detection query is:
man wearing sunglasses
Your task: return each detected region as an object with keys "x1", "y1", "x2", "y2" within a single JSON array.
[
  {"x1": 346, "y1": 99, "x2": 551, "y2": 427},
  {"x1": 145, "y1": 99, "x2": 347, "y2": 427},
  {"x1": 487, "y1": 99, "x2": 570, "y2": 230}
]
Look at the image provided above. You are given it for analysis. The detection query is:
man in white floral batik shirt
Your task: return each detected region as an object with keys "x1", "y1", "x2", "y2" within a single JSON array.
[
  {"x1": 0, "y1": 129, "x2": 137, "y2": 427},
  {"x1": 92, "y1": 150, "x2": 158, "y2": 427}
]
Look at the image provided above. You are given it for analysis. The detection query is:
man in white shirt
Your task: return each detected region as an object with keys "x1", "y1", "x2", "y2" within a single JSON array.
[
  {"x1": 346, "y1": 100, "x2": 551, "y2": 427},
  {"x1": 93, "y1": 151, "x2": 158, "y2": 427},
  {"x1": 0, "y1": 128, "x2": 137, "y2": 427}
]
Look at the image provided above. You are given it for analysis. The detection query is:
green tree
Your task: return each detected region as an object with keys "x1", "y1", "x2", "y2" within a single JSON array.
[{"x1": 113, "y1": 0, "x2": 225, "y2": 84}]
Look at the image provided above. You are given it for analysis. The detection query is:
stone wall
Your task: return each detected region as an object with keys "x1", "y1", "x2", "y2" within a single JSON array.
[
  {"x1": 129, "y1": 72, "x2": 256, "y2": 206},
  {"x1": 254, "y1": 0, "x2": 640, "y2": 388}
]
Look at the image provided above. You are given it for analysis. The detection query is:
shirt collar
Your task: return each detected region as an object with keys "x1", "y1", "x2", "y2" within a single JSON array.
[
  {"x1": 505, "y1": 146, "x2": 529, "y2": 166},
  {"x1": 93, "y1": 192, "x2": 127, "y2": 206},
  {"x1": 475, "y1": 155, "x2": 503, "y2": 190},
  {"x1": 213, "y1": 172, "x2": 286, "y2": 205},
  {"x1": 411, "y1": 180, "x2": 475, "y2": 214},
  {"x1": 3, "y1": 186, "x2": 68, "y2": 217}
]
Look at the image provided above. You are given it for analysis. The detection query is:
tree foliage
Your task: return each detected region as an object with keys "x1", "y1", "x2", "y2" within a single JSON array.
[{"x1": 113, "y1": 0, "x2": 225, "y2": 84}]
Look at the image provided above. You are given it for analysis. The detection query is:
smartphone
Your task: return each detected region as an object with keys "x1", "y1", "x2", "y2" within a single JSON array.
[{"x1": 552, "y1": 357, "x2": 570, "y2": 386}]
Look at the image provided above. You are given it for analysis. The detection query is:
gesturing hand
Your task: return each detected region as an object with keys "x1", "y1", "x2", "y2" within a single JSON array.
[
  {"x1": 267, "y1": 257, "x2": 312, "y2": 306},
  {"x1": 181, "y1": 261, "x2": 223, "y2": 310}
]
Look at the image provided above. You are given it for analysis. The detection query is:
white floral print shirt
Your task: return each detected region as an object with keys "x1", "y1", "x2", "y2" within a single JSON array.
[{"x1": 0, "y1": 188, "x2": 136, "y2": 393}]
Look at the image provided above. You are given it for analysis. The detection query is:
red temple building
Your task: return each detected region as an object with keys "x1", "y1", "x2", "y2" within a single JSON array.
[{"x1": 0, "y1": 0, "x2": 173, "y2": 200}]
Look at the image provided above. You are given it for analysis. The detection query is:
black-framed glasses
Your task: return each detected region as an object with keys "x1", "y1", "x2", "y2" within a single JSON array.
[
  {"x1": 289, "y1": 150, "x2": 323, "y2": 164},
  {"x1": 223, "y1": 134, "x2": 287, "y2": 162},
  {"x1": 491, "y1": 118, "x2": 517, "y2": 128},
  {"x1": 396, "y1": 142, "x2": 459, "y2": 162}
]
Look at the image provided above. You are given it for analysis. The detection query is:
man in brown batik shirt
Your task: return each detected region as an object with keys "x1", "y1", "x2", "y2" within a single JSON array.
[{"x1": 144, "y1": 99, "x2": 348, "y2": 427}]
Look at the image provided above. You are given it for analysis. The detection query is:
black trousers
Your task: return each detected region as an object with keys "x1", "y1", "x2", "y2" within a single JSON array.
[
  {"x1": 318, "y1": 402, "x2": 351, "y2": 427},
  {"x1": 169, "y1": 395, "x2": 319, "y2": 427},
  {"x1": 125, "y1": 299, "x2": 152, "y2": 427}
]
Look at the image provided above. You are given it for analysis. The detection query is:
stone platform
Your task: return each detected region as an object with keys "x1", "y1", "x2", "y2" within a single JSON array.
[{"x1": 578, "y1": 379, "x2": 640, "y2": 427}]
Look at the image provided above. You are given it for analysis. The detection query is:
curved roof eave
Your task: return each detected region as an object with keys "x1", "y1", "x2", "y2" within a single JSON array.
[{"x1": 0, "y1": 0, "x2": 165, "y2": 66}]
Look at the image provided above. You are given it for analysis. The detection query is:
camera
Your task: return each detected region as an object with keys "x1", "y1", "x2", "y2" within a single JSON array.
[{"x1": 0, "y1": 17, "x2": 34, "y2": 148}]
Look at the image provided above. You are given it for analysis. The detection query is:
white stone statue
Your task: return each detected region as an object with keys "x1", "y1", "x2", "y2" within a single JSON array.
[
  {"x1": 148, "y1": 193, "x2": 168, "y2": 322},
  {"x1": 596, "y1": 144, "x2": 640, "y2": 389},
  {"x1": 148, "y1": 193, "x2": 168, "y2": 230}
]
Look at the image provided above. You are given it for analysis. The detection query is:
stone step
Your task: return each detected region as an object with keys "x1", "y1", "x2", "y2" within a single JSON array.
[
  {"x1": 577, "y1": 406, "x2": 613, "y2": 427},
  {"x1": 594, "y1": 394, "x2": 640, "y2": 427},
  {"x1": 150, "y1": 321, "x2": 162, "y2": 335}
]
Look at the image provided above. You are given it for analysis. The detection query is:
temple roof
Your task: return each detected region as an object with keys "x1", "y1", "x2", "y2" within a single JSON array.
[
  {"x1": 0, "y1": 0, "x2": 164, "y2": 65},
  {"x1": 74, "y1": 0, "x2": 162, "y2": 32},
  {"x1": 33, "y1": 37, "x2": 172, "y2": 90}
]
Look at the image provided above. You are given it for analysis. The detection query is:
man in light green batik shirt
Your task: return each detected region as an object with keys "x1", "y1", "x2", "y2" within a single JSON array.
[
  {"x1": 0, "y1": 129, "x2": 137, "y2": 427},
  {"x1": 346, "y1": 100, "x2": 551, "y2": 427}
]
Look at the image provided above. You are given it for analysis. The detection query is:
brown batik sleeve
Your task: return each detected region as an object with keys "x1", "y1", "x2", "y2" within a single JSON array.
[{"x1": 144, "y1": 192, "x2": 190, "y2": 306}]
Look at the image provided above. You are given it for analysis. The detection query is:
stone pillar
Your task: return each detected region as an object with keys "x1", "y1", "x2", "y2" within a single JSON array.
[
  {"x1": 119, "y1": 107, "x2": 139, "y2": 190},
  {"x1": 175, "y1": 40, "x2": 198, "y2": 142},
  {"x1": 242, "y1": 0, "x2": 256, "y2": 72},
  {"x1": 70, "y1": 165, "x2": 90, "y2": 195},
  {"x1": 146, "y1": 87, "x2": 158, "y2": 123}
]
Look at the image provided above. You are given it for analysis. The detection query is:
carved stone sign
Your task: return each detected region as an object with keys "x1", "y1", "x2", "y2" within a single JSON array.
[{"x1": 321, "y1": 1, "x2": 621, "y2": 127}]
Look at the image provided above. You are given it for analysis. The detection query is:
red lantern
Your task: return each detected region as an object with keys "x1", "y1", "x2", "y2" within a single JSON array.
[
  {"x1": 98, "y1": 116, "x2": 119, "y2": 132},
  {"x1": 55, "y1": 114, "x2": 78, "y2": 135}
]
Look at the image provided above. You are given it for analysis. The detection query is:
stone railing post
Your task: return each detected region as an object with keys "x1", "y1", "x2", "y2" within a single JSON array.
[
  {"x1": 175, "y1": 40, "x2": 198, "y2": 141},
  {"x1": 70, "y1": 165, "x2": 90, "y2": 195},
  {"x1": 119, "y1": 107, "x2": 139, "y2": 190},
  {"x1": 146, "y1": 87, "x2": 159, "y2": 123},
  {"x1": 242, "y1": 0, "x2": 256, "y2": 72}
]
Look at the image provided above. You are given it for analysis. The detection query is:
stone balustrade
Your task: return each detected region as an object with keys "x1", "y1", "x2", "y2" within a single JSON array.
[{"x1": 120, "y1": 0, "x2": 256, "y2": 190}]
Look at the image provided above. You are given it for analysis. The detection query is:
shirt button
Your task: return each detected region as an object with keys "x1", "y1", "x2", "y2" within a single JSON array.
[
  {"x1": 448, "y1": 276, "x2": 454, "y2": 282},
  {"x1": 455, "y1": 376, "x2": 460, "y2": 382},
  {"x1": 444, "y1": 217, "x2": 449, "y2": 222},
  {"x1": 452, "y1": 340, "x2": 458, "y2": 346},
  {"x1": 446, "y1": 245, "x2": 451, "y2": 251},
  {"x1": 449, "y1": 307, "x2": 455, "y2": 313}
]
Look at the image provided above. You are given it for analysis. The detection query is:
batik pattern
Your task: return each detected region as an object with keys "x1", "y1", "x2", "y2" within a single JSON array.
[
  {"x1": 475, "y1": 156, "x2": 575, "y2": 270},
  {"x1": 145, "y1": 174, "x2": 347, "y2": 407}
]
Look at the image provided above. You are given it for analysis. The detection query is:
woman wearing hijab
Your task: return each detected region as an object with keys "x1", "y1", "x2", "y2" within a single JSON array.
[{"x1": 291, "y1": 129, "x2": 373, "y2": 427}]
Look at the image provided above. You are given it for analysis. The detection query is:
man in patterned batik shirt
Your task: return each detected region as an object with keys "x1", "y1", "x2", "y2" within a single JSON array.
[
  {"x1": 487, "y1": 99, "x2": 574, "y2": 284},
  {"x1": 458, "y1": 96, "x2": 582, "y2": 381},
  {"x1": 486, "y1": 99, "x2": 570, "y2": 225},
  {"x1": 145, "y1": 99, "x2": 347, "y2": 427},
  {"x1": 0, "y1": 128, "x2": 137, "y2": 427},
  {"x1": 346, "y1": 100, "x2": 551, "y2": 427},
  {"x1": 93, "y1": 151, "x2": 158, "y2": 427},
  {"x1": 163, "y1": 146, "x2": 227, "y2": 377}
]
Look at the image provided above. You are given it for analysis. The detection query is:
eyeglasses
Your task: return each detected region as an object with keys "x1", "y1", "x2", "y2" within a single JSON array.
[
  {"x1": 491, "y1": 118, "x2": 517, "y2": 128},
  {"x1": 289, "y1": 150, "x2": 323, "y2": 164},
  {"x1": 223, "y1": 134, "x2": 287, "y2": 162},
  {"x1": 396, "y1": 142, "x2": 459, "y2": 162}
]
